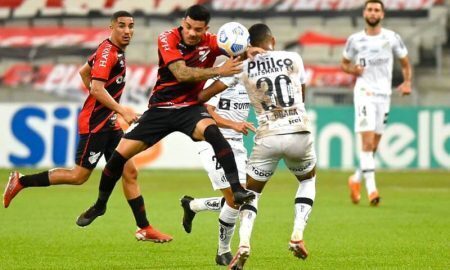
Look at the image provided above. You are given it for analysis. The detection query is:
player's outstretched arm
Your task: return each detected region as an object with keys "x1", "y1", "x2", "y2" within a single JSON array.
[
  {"x1": 205, "y1": 105, "x2": 256, "y2": 135},
  {"x1": 168, "y1": 57, "x2": 242, "y2": 83},
  {"x1": 198, "y1": 80, "x2": 228, "y2": 103},
  {"x1": 79, "y1": 63, "x2": 92, "y2": 90},
  {"x1": 90, "y1": 80, "x2": 138, "y2": 124},
  {"x1": 397, "y1": 56, "x2": 412, "y2": 96}
]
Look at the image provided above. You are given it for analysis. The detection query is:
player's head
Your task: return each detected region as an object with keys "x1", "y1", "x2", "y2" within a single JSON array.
[
  {"x1": 110, "y1": 11, "x2": 134, "y2": 49},
  {"x1": 181, "y1": 5, "x2": 210, "y2": 46},
  {"x1": 363, "y1": 0, "x2": 385, "y2": 27},
  {"x1": 248, "y1": 23, "x2": 275, "y2": 51}
]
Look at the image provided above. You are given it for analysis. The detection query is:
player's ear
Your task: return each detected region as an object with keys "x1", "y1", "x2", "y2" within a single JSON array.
[
  {"x1": 205, "y1": 25, "x2": 209, "y2": 32},
  {"x1": 271, "y1": 37, "x2": 276, "y2": 49}
]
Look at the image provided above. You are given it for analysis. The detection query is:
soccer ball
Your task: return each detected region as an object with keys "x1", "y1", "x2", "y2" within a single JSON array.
[{"x1": 217, "y1": 22, "x2": 250, "y2": 57}]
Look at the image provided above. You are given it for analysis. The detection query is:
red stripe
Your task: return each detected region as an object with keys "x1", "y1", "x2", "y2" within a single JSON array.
[
  {"x1": 78, "y1": 96, "x2": 96, "y2": 134},
  {"x1": 79, "y1": 133, "x2": 92, "y2": 166}
]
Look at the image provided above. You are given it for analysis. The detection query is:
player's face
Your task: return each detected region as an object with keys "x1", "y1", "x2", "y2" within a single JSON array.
[
  {"x1": 110, "y1": 17, "x2": 134, "y2": 48},
  {"x1": 363, "y1": 3, "x2": 384, "y2": 27},
  {"x1": 181, "y1": 16, "x2": 209, "y2": 46}
]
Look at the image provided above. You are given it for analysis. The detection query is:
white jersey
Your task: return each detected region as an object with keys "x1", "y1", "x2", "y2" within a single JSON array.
[
  {"x1": 203, "y1": 78, "x2": 251, "y2": 140},
  {"x1": 343, "y1": 28, "x2": 408, "y2": 96},
  {"x1": 223, "y1": 50, "x2": 310, "y2": 139}
]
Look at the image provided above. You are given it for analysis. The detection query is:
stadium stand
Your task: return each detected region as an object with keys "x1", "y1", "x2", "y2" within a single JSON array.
[{"x1": 0, "y1": 0, "x2": 448, "y2": 106}]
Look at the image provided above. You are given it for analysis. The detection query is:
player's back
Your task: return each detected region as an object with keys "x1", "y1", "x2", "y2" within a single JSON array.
[{"x1": 239, "y1": 50, "x2": 310, "y2": 138}]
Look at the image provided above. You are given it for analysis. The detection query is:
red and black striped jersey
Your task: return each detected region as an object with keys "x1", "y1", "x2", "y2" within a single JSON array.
[
  {"x1": 78, "y1": 39, "x2": 126, "y2": 134},
  {"x1": 149, "y1": 27, "x2": 223, "y2": 108}
]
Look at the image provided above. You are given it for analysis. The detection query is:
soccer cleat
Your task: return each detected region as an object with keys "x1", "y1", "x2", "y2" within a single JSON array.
[
  {"x1": 233, "y1": 190, "x2": 255, "y2": 206},
  {"x1": 228, "y1": 246, "x2": 250, "y2": 270},
  {"x1": 289, "y1": 240, "x2": 308, "y2": 260},
  {"x1": 180, "y1": 195, "x2": 196, "y2": 233},
  {"x1": 348, "y1": 175, "x2": 361, "y2": 204},
  {"x1": 76, "y1": 205, "x2": 106, "y2": 227},
  {"x1": 216, "y1": 251, "x2": 233, "y2": 266},
  {"x1": 3, "y1": 171, "x2": 24, "y2": 208},
  {"x1": 135, "y1": 225, "x2": 173, "y2": 243},
  {"x1": 369, "y1": 191, "x2": 380, "y2": 207}
]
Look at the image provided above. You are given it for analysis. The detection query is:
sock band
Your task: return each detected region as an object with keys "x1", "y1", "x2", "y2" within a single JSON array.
[{"x1": 295, "y1": 197, "x2": 314, "y2": 206}]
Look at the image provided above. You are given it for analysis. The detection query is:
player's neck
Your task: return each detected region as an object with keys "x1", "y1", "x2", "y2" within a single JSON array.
[
  {"x1": 365, "y1": 25, "x2": 382, "y2": 36},
  {"x1": 109, "y1": 37, "x2": 126, "y2": 51}
]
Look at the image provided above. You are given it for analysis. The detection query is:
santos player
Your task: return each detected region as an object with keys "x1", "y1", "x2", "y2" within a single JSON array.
[
  {"x1": 342, "y1": 0, "x2": 412, "y2": 206},
  {"x1": 211, "y1": 24, "x2": 317, "y2": 269},
  {"x1": 181, "y1": 77, "x2": 255, "y2": 266}
]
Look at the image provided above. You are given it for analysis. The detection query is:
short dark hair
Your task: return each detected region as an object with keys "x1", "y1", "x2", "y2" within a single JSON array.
[
  {"x1": 111, "y1": 10, "x2": 133, "y2": 22},
  {"x1": 364, "y1": 0, "x2": 384, "y2": 11},
  {"x1": 248, "y1": 23, "x2": 272, "y2": 47},
  {"x1": 184, "y1": 5, "x2": 210, "y2": 25}
]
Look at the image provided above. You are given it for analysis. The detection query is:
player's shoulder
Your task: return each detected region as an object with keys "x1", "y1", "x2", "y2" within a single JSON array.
[
  {"x1": 380, "y1": 27, "x2": 402, "y2": 38},
  {"x1": 348, "y1": 30, "x2": 366, "y2": 41},
  {"x1": 158, "y1": 27, "x2": 181, "y2": 42},
  {"x1": 95, "y1": 39, "x2": 120, "y2": 56}
]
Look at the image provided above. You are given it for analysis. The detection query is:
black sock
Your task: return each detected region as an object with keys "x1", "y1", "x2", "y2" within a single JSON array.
[
  {"x1": 19, "y1": 171, "x2": 50, "y2": 187},
  {"x1": 128, "y1": 195, "x2": 150, "y2": 228},
  {"x1": 94, "y1": 151, "x2": 128, "y2": 209},
  {"x1": 204, "y1": 125, "x2": 242, "y2": 192}
]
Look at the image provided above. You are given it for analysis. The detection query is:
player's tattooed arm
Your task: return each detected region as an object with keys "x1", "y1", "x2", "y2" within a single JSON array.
[{"x1": 168, "y1": 57, "x2": 242, "y2": 83}]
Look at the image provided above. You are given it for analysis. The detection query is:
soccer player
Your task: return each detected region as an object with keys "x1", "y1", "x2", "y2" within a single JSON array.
[
  {"x1": 76, "y1": 5, "x2": 257, "y2": 232},
  {"x1": 2, "y1": 11, "x2": 172, "y2": 243},
  {"x1": 180, "y1": 77, "x2": 255, "y2": 265},
  {"x1": 342, "y1": 0, "x2": 412, "y2": 206},
  {"x1": 205, "y1": 23, "x2": 317, "y2": 269}
]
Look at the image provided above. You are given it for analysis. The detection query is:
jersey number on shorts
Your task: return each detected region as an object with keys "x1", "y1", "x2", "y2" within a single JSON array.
[
  {"x1": 212, "y1": 155, "x2": 222, "y2": 170},
  {"x1": 256, "y1": 75, "x2": 294, "y2": 111}
]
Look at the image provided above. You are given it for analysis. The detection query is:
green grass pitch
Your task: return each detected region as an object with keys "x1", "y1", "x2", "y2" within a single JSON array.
[{"x1": 0, "y1": 169, "x2": 449, "y2": 269}]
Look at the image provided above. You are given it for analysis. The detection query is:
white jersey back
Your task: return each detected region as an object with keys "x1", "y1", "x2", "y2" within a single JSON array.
[
  {"x1": 204, "y1": 79, "x2": 250, "y2": 140},
  {"x1": 223, "y1": 50, "x2": 310, "y2": 138},
  {"x1": 343, "y1": 28, "x2": 408, "y2": 96}
]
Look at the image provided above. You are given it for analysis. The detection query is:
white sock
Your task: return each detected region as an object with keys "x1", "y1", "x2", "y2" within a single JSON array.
[
  {"x1": 217, "y1": 203, "x2": 239, "y2": 254},
  {"x1": 239, "y1": 192, "x2": 260, "y2": 248},
  {"x1": 353, "y1": 169, "x2": 362, "y2": 182},
  {"x1": 360, "y1": 151, "x2": 377, "y2": 195},
  {"x1": 190, "y1": 197, "x2": 223, "y2": 213},
  {"x1": 292, "y1": 176, "x2": 316, "y2": 241}
]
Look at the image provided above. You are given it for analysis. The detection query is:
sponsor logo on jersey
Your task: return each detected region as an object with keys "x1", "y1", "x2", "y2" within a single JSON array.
[
  {"x1": 99, "y1": 43, "x2": 112, "y2": 67},
  {"x1": 88, "y1": 151, "x2": 101, "y2": 164},
  {"x1": 248, "y1": 56, "x2": 294, "y2": 77},
  {"x1": 233, "y1": 103, "x2": 250, "y2": 110},
  {"x1": 199, "y1": 50, "x2": 210, "y2": 62},
  {"x1": 368, "y1": 58, "x2": 389, "y2": 66},
  {"x1": 219, "y1": 99, "x2": 231, "y2": 110}
]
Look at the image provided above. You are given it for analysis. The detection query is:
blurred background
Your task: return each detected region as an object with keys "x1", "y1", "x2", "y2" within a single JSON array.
[{"x1": 0, "y1": 0, "x2": 449, "y2": 170}]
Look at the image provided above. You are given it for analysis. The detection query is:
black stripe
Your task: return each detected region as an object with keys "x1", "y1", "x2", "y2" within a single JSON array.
[
  {"x1": 219, "y1": 219, "x2": 234, "y2": 228},
  {"x1": 295, "y1": 197, "x2": 314, "y2": 206},
  {"x1": 220, "y1": 197, "x2": 226, "y2": 208},
  {"x1": 240, "y1": 204, "x2": 257, "y2": 214},
  {"x1": 361, "y1": 169, "x2": 375, "y2": 173}
]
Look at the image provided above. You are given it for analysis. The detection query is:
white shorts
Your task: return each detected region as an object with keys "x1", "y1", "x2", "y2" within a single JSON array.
[
  {"x1": 354, "y1": 97, "x2": 390, "y2": 134},
  {"x1": 247, "y1": 133, "x2": 316, "y2": 182},
  {"x1": 197, "y1": 139, "x2": 247, "y2": 190}
]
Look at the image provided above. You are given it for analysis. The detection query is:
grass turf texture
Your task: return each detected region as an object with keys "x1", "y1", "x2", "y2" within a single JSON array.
[{"x1": 0, "y1": 169, "x2": 449, "y2": 269}]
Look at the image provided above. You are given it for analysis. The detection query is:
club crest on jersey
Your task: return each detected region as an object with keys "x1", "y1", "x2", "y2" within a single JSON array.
[{"x1": 199, "y1": 50, "x2": 210, "y2": 62}]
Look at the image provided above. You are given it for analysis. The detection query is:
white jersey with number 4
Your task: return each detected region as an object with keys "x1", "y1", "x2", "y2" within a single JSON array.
[
  {"x1": 222, "y1": 50, "x2": 310, "y2": 139},
  {"x1": 343, "y1": 28, "x2": 408, "y2": 97}
]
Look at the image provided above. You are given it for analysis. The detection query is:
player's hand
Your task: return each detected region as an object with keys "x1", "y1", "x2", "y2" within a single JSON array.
[
  {"x1": 397, "y1": 81, "x2": 412, "y2": 96},
  {"x1": 246, "y1": 46, "x2": 266, "y2": 59},
  {"x1": 218, "y1": 56, "x2": 242, "y2": 77},
  {"x1": 232, "y1": 121, "x2": 257, "y2": 135},
  {"x1": 120, "y1": 107, "x2": 139, "y2": 125},
  {"x1": 353, "y1": 64, "x2": 364, "y2": 76}
]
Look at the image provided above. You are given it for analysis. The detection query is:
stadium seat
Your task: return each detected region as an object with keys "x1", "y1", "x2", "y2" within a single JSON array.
[{"x1": 13, "y1": 0, "x2": 46, "y2": 18}]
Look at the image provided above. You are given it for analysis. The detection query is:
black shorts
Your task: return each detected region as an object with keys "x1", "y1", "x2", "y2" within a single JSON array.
[
  {"x1": 75, "y1": 130, "x2": 123, "y2": 169},
  {"x1": 123, "y1": 105, "x2": 212, "y2": 146}
]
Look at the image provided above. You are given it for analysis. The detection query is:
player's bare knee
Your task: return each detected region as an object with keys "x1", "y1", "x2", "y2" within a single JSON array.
[{"x1": 296, "y1": 166, "x2": 316, "y2": 182}]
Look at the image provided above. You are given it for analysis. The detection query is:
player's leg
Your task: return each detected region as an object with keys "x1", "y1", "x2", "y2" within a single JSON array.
[
  {"x1": 3, "y1": 132, "x2": 106, "y2": 208},
  {"x1": 121, "y1": 158, "x2": 172, "y2": 243},
  {"x1": 283, "y1": 132, "x2": 316, "y2": 260},
  {"x1": 229, "y1": 136, "x2": 277, "y2": 270},
  {"x1": 352, "y1": 101, "x2": 377, "y2": 204},
  {"x1": 77, "y1": 109, "x2": 169, "y2": 226},
  {"x1": 183, "y1": 106, "x2": 254, "y2": 205}
]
